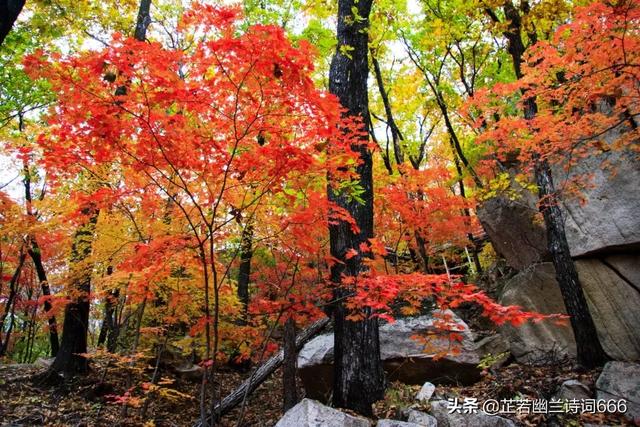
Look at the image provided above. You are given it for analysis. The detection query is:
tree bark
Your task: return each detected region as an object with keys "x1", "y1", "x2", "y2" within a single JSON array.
[
  {"x1": 282, "y1": 317, "x2": 298, "y2": 412},
  {"x1": 133, "y1": 0, "x2": 151, "y2": 41},
  {"x1": 534, "y1": 155, "x2": 608, "y2": 368},
  {"x1": 237, "y1": 220, "x2": 253, "y2": 323},
  {"x1": 50, "y1": 207, "x2": 99, "y2": 376},
  {"x1": 328, "y1": 0, "x2": 385, "y2": 416},
  {"x1": 0, "y1": 0, "x2": 26, "y2": 47}
]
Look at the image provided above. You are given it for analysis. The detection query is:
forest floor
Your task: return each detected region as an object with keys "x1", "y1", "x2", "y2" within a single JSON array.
[{"x1": 0, "y1": 357, "x2": 633, "y2": 426}]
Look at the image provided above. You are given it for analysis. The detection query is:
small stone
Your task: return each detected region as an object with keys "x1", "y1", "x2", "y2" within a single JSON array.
[
  {"x1": 406, "y1": 410, "x2": 437, "y2": 427},
  {"x1": 555, "y1": 379, "x2": 591, "y2": 401},
  {"x1": 416, "y1": 382, "x2": 436, "y2": 402}
]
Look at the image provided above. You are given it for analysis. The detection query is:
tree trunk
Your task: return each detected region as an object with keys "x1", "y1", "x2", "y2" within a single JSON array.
[
  {"x1": 133, "y1": 0, "x2": 151, "y2": 41},
  {"x1": 328, "y1": 0, "x2": 385, "y2": 416},
  {"x1": 237, "y1": 220, "x2": 253, "y2": 323},
  {"x1": 534, "y1": 156, "x2": 608, "y2": 368},
  {"x1": 50, "y1": 207, "x2": 98, "y2": 376},
  {"x1": 282, "y1": 317, "x2": 298, "y2": 412},
  {"x1": 0, "y1": 0, "x2": 26, "y2": 47},
  {"x1": 0, "y1": 249, "x2": 26, "y2": 356},
  {"x1": 495, "y1": 0, "x2": 608, "y2": 368},
  {"x1": 23, "y1": 163, "x2": 60, "y2": 356},
  {"x1": 97, "y1": 267, "x2": 117, "y2": 350}
]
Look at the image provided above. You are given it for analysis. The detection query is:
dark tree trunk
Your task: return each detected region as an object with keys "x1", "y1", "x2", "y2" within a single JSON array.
[
  {"x1": 495, "y1": 0, "x2": 608, "y2": 368},
  {"x1": 23, "y1": 163, "x2": 60, "y2": 356},
  {"x1": 0, "y1": 249, "x2": 26, "y2": 356},
  {"x1": 97, "y1": 267, "x2": 118, "y2": 351},
  {"x1": 328, "y1": 0, "x2": 385, "y2": 416},
  {"x1": 133, "y1": 0, "x2": 151, "y2": 41},
  {"x1": 282, "y1": 317, "x2": 298, "y2": 412},
  {"x1": 237, "y1": 221, "x2": 253, "y2": 323},
  {"x1": 534, "y1": 155, "x2": 608, "y2": 368},
  {"x1": 0, "y1": 0, "x2": 26, "y2": 47},
  {"x1": 50, "y1": 208, "x2": 98, "y2": 376},
  {"x1": 28, "y1": 241, "x2": 60, "y2": 357}
]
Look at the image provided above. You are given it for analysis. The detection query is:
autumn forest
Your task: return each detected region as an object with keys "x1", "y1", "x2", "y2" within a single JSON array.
[{"x1": 0, "y1": 0, "x2": 639, "y2": 426}]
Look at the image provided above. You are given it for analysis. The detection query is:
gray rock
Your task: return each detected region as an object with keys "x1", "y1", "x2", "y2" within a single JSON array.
[
  {"x1": 474, "y1": 334, "x2": 511, "y2": 369},
  {"x1": 274, "y1": 399, "x2": 371, "y2": 427},
  {"x1": 174, "y1": 363, "x2": 204, "y2": 381},
  {"x1": 560, "y1": 149, "x2": 640, "y2": 257},
  {"x1": 429, "y1": 400, "x2": 516, "y2": 427},
  {"x1": 406, "y1": 410, "x2": 438, "y2": 426},
  {"x1": 34, "y1": 357, "x2": 54, "y2": 369},
  {"x1": 416, "y1": 382, "x2": 436, "y2": 402},
  {"x1": 477, "y1": 190, "x2": 548, "y2": 270},
  {"x1": 298, "y1": 310, "x2": 482, "y2": 400},
  {"x1": 478, "y1": 149, "x2": 640, "y2": 266},
  {"x1": 499, "y1": 256, "x2": 640, "y2": 363},
  {"x1": 555, "y1": 380, "x2": 591, "y2": 401},
  {"x1": 596, "y1": 362, "x2": 640, "y2": 423},
  {"x1": 377, "y1": 420, "x2": 425, "y2": 427}
]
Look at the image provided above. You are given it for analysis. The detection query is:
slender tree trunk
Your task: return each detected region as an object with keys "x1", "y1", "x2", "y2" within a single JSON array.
[
  {"x1": 0, "y1": 0, "x2": 26, "y2": 46},
  {"x1": 534, "y1": 155, "x2": 608, "y2": 367},
  {"x1": 0, "y1": 249, "x2": 26, "y2": 356},
  {"x1": 282, "y1": 317, "x2": 298, "y2": 412},
  {"x1": 495, "y1": 0, "x2": 608, "y2": 368},
  {"x1": 328, "y1": 0, "x2": 385, "y2": 416},
  {"x1": 23, "y1": 162, "x2": 60, "y2": 356},
  {"x1": 97, "y1": 267, "x2": 117, "y2": 350},
  {"x1": 237, "y1": 220, "x2": 253, "y2": 324}
]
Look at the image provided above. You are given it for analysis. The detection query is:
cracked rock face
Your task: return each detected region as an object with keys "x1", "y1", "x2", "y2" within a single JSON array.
[
  {"x1": 499, "y1": 256, "x2": 640, "y2": 363},
  {"x1": 478, "y1": 149, "x2": 640, "y2": 268}
]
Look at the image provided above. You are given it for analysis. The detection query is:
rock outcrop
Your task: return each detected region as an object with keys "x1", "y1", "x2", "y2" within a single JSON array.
[
  {"x1": 478, "y1": 150, "x2": 640, "y2": 266},
  {"x1": 274, "y1": 399, "x2": 371, "y2": 427},
  {"x1": 477, "y1": 191, "x2": 548, "y2": 270},
  {"x1": 596, "y1": 362, "x2": 640, "y2": 423},
  {"x1": 499, "y1": 256, "x2": 640, "y2": 363},
  {"x1": 297, "y1": 310, "x2": 482, "y2": 400}
]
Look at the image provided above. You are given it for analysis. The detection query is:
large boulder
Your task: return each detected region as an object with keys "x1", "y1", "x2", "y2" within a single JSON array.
[
  {"x1": 274, "y1": 399, "x2": 371, "y2": 427},
  {"x1": 298, "y1": 310, "x2": 482, "y2": 401},
  {"x1": 596, "y1": 362, "x2": 640, "y2": 423},
  {"x1": 429, "y1": 400, "x2": 516, "y2": 427},
  {"x1": 560, "y1": 149, "x2": 640, "y2": 257},
  {"x1": 478, "y1": 149, "x2": 640, "y2": 266},
  {"x1": 499, "y1": 256, "x2": 640, "y2": 363},
  {"x1": 477, "y1": 191, "x2": 548, "y2": 270}
]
